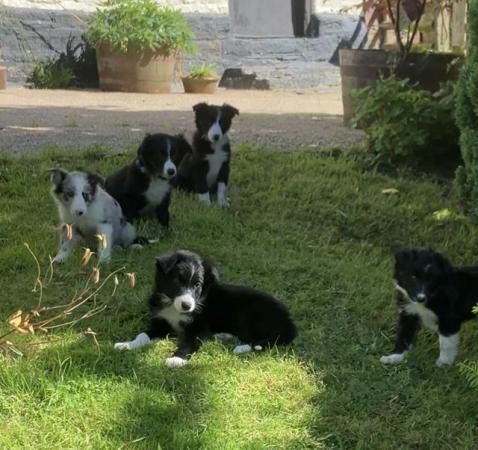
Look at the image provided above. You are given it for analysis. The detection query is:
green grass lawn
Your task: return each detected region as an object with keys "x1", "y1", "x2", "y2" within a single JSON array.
[{"x1": 1, "y1": 146, "x2": 478, "y2": 449}]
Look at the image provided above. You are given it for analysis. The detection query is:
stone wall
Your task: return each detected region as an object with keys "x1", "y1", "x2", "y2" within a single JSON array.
[{"x1": 0, "y1": 0, "x2": 361, "y2": 89}]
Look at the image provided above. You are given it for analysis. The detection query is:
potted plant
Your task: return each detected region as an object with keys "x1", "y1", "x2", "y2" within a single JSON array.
[
  {"x1": 339, "y1": 0, "x2": 463, "y2": 125},
  {"x1": 181, "y1": 63, "x2": 219, "y2": 94},
  {"x1": 86, "y1": 0, "x2": 195, "y2": 93}
]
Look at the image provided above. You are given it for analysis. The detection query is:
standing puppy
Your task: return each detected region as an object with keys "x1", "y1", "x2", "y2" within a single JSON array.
[
  {"x1": 106, "y1": 133, "x2": 191, "y2": 228},
  {"x1": 176, "y1": 103, "x2": 239, "y2": 207},
  {"x1": 50, "y1": 169, "x2": 139, "y2": 263},
  {"x1": 380, "y1": 248, "x2": 478, "y2": 367}
]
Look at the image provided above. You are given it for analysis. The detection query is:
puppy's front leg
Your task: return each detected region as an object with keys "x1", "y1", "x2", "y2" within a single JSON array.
[
  {"x1": 155, "y1": 193, "x2": 171, "y2": 228},
  {"x1": 166, "y1": 334, "x2": 203, "y2": 368},
  {"x1": 436, "y1": 321, "x2": 460, "y2": 366},
  {"x1": 380, "y1": 312, "x2": 420, "y2": 365},
  {"x1": 114, "y1": 318, "x2": 173, "y2": 351},
  {"x1": 194, "y1": 168, "x2": 211, "y2": 204},
  {"x1": 96, "y1": 222, "x2": 113, "y2": 263},
  {"x1": 216, "y1": 162, "x2": 230, "y2": 207},
  {"x1": 53, "y1": 228, "x2": 80, "y2": 263}
]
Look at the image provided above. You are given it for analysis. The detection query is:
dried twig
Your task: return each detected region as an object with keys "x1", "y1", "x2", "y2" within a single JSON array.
[{"x1": 0, "y1": 244, "x2": 135, "y2": 357}]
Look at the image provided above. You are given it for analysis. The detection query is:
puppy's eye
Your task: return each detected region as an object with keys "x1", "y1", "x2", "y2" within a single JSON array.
[
  {"x1": 82, "y1": 192, "x2": 90, "y2": 202},
  {"x1": 63, "y1": 191, "x2": 74, "y2": 200}
]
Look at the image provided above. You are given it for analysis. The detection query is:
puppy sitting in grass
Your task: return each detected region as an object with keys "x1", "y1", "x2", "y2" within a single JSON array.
[{"x1": 50, "y1": 168, "x2": 143, "y2": 263}]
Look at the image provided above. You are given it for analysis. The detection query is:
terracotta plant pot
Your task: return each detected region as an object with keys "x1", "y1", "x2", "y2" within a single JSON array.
[
  {"x1": 181, "y1": 76, "x2": 219, "y2": 94},
  {"x1": 96, "y1": 44, "x2": 176, "y2": 93}
]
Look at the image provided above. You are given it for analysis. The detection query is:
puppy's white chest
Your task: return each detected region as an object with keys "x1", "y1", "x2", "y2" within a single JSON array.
[
  {"x1": 144, "y1": 179, "x2": 170, "y2": 208},
  {"x1": 206, "y1": 145, "x2": 228, "y2": 187},
  {"x1": 156, "y1": 305, "x2": 189, "y2": 332},
  {"x1": 404, "y1": 302, "x2": 438, "y2": 331}
]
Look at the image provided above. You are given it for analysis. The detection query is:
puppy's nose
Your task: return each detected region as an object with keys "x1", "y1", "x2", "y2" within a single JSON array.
[
  {"x1": 167, "y1": 167, "x2": 176, "y2": 176},
  {"x1": 212, "y1": 134, "x2": 220, "y2": 141},
  {"x1": 76, "y1": 210, "x2": 84, "y2": 216},
  {"x1": 416, "y1": 292, "x2": 426, "y2": 302},
  {"x1": 181, "y1": 301, "x2": 192, "y2": 311}
]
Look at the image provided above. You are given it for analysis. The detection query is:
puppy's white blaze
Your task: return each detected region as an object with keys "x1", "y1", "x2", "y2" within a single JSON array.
[
  {"x1": 165, "y1": 356, "x2": 189, "y2": 368},
  {"x1": 380, "y1": 352, "x2": 407, "y2": 365},
  {"x1": 198, "y1": 193, "x2": 211, "y2": 204},
  {"x1": 436, "y1": 333, "x2": 459, "y2": 366},
  {"x1": 70, "y1": 175, "x2": 88, "y2": 216},
  {"x1": 233, "y1": 344, "x2": 252, "y2": 354},
  {"x1": 416, "y1": 292, "x2": 426, "y2": 301},
  {"x1": 114, "y1": 332, "x2": 151, "y2": 351},
  {"x1": 173, "y1": 292, "x2": 196, "y2": 313},
  {"x1": 207, "y1": 113, "x2": 223, "y2": 142},
  {"x1": 217, "y1": 182, "x2": 228, "y2": 207}
]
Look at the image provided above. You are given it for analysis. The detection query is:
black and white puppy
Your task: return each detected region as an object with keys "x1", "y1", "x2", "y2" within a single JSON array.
[
  {"x1": 176, "y1": 102, "x2": 239, "y2": 207},
  {"x1": 115, "y1": 250, "x2": 297, "y2": 368},
  {"x1": 50, "y1": 168, "x2": 140, "y2": 263},
  {"x1": 381, "y1": 248, "x2": 478, "y2": 367},
  {"x1": 105, "y1": 133, "x2": 191, "y2": 227}
]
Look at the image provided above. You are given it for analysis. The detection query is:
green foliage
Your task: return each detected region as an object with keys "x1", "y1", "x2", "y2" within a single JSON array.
[
  {"x1": 188, "y1": 63, "x2": 217, "y2": 79},
  {"x1": 86, "y1": 0, "x2": 195, "y2": 54},
  {"x1": 455, "y1": 0, "x2": 478, "y2": 220},
  {"x1": 352, "y1": 77, "x2": 459, "y2": 167},
  {"x1": 26, "y1": 36, "x2": 98, "y2": 89},
  {"x1": 26, "y1": 60, "x2": 74, "y2": 89}
]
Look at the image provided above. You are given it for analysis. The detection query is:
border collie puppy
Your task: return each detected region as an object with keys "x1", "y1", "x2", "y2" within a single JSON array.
[
  {"x1": 115, "y1": 250, "x2": 297, "y2": 368},
  {"x1": 50, "y1": 168, "x2": 140, "y2": 263},
  {"x1": 380, "y1": 248, "x2": 478, "y2": 367},
  {"x1": 176, "y1": 102, "x2": 239, "y2": 207},
  {"x1": 105, "y1": 133, "x2": 191, "y2": 228}
]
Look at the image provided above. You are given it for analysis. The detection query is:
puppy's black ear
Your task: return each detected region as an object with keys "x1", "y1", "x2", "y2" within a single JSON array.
[
  {"x1": 394, "y1": 248, "x2": 411, "y2": 265},
  {"x1": 222, "y1": 103, "x2": 239, "y2": 118},
  {"x1": 87, "y1": 172, "x2": 105, "y2": 189},
  {"x1": 193, "y1": 102, "x2": 209, "y2": 115},
  {"x1": 156, "y1": 253, "x2": 178, "y2": 274},
  {"x1": 436, "y1": 252, "x2": 453, "y2": 274},
  {"x1": 137, "y1": 134, "x2": 152, "y2": 167},
  {"x1": 48, "y1": 168, "x2": 68, "y2": 185}
]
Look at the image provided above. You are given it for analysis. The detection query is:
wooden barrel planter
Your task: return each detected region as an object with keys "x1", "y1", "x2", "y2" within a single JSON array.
[
  {"x1": 96, "y1": 44, "x2": 176, "y2": 93},
  {"x1": 339, "y1": 49, "x2": 463, "y2": 126}
]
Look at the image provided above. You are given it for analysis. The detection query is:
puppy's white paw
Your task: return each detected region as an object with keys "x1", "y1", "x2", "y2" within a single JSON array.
[
  {"x1": 253, "y1": 345, "x2": 263, "y2": 351},
  {"x1": 233, "y1": 344, "x2": 252, "y2": 355},
  {"x1": 197, "y1": 193, "x2": 211, "y2": 204},
  {"x1": 436, "y1": 357, "x2": 454, "y2": 367},
  {"x1": 165, "y1": 356, "x2": 189, "y2": 368},
  {"x1": 114, "y1": 333, "x2": 151, "y2": 351},
  {"x1": 214, "y1": 333, "x2": 235, "y2": 342},
  {"x1": 53, "y1": 253, "x2": 68, "y2": 263},
  {"x1": 98, "y1": 255, "x2": 111, "y2": 264},
  {"x1": 114, "y1": 341, "x2": 133, "y2": 351},
  {"x1": 217, "y1": 197, "x2": 230, "y2": 208},
  {"x1": 130, "y1": 243, "x2": 144, "y2": 251},
  {"x1": 380, "y1": 353, "x2": 406, "y2": 365}
]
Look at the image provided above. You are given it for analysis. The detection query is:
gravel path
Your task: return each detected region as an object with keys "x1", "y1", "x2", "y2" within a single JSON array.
[{"x1": 0, "y1": 87, "x2": 363, "y2": 154}]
